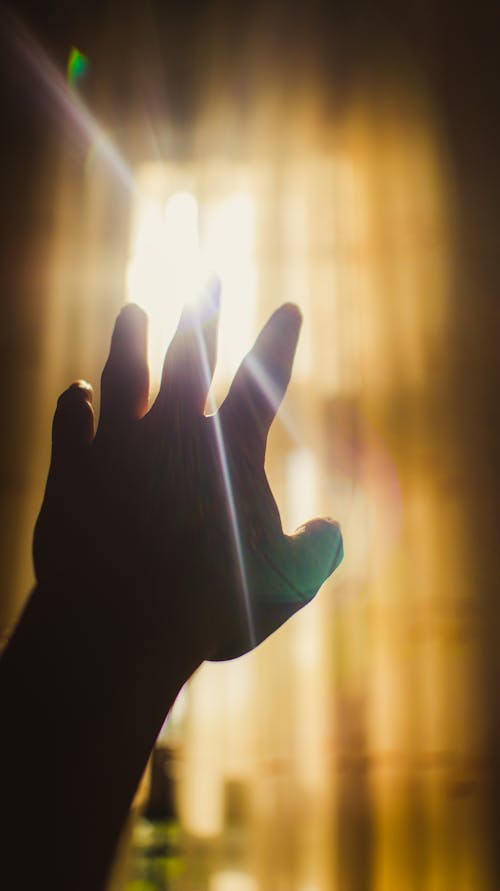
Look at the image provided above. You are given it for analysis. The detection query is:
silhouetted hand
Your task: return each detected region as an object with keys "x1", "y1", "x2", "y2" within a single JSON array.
[
  {"x1": 34, "y1": 286, "x2": 342, "y2": 668},
  {"x1": 2, "y1": 288, "x2": 343, "y2": 891}
]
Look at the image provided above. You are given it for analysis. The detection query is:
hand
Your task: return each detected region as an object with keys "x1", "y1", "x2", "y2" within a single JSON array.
[
  {"x1": 34, "y1": 286, "x2": 343, "y2": 669},
  {"x1": 2, "y1": 289, "x2": 343, "y2": 891}
]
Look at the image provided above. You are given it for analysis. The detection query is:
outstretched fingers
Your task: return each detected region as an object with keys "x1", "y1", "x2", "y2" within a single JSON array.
[
  {"x1": 98, "y1": 303, "x2": 149, "y2": 438},
  {"x1": 220, "y1": 303, "x2": 302, "y2": 451},
  {"x1": 155, "y1": 278, "x2": 221, "y2": 417}
]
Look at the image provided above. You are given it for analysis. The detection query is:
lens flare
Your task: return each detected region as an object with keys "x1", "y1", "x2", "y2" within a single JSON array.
[
  {"x1": 67, "y1": 47, "x2": 88, "y2": 88},
  {"x1": 5, "y1": 14, "x2": 136, "y2": 195}
]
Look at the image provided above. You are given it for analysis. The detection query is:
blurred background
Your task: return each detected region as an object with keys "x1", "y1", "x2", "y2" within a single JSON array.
[{"x1": 1, "y1": 1, "x2": 499, "y2": 889}]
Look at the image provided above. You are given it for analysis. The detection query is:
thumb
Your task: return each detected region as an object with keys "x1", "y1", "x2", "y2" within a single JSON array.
[
  {"x1": 209, "y1": 518, "x2": 343, "y2": 662},
  {"x1": 285, "y1": 517, "x2": 344, "y2": 603}
]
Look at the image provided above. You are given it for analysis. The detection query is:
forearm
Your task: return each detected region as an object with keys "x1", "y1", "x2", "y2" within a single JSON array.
[{"x1": 0, "y1": 581, "x2": 198, "y2": 891}]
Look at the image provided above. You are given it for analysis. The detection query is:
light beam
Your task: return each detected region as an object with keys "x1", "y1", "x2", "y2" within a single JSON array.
[
  {"x1": 195, "y1": 283, "x2": 257, "y2": 651},
  {"x1": 4, "y1": 11, "x2": 137, "y2": 195}
]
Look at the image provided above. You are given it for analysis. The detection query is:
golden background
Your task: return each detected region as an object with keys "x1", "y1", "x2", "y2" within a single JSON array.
[{"x1": 1, "y1": 2, "x2": 498, "y2": 888}]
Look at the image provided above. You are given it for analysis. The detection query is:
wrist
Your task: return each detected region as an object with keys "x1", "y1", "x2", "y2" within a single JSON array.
[{"x1": 0, "y1": 578, "x2": 200, "y2": 891}]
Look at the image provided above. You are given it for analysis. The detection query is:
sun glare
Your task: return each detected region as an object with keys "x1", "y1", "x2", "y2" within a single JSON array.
[{"x1": 126, "y1": 168, "x2": 257, "y2": 394}]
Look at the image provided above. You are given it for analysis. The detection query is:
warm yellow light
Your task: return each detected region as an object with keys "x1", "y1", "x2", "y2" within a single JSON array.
[
  {"x1": 126, "y1": 189, "x2": 202, "y2": 387},
  {"x1": 126, "y1": 170, "x2": 257, "y2": 394}
]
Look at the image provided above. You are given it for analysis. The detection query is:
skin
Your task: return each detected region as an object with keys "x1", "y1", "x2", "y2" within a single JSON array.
[{"x1": 0, "y1": 287, "x2": 343, "y2": 890}]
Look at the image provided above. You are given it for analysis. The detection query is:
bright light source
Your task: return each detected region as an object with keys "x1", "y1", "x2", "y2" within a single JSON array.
[
  {"x1": 126, "y1": 189, "x2": 203, "y2": 388},
  {"x1": 126, "y1": 171, "x2": 257, "y2": 393}
]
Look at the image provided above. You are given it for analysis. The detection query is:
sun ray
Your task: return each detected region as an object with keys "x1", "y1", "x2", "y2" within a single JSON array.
[
  {"x1": 194, "y1": 283, "x2": 256, "y2": 652},
  {"x1": 245, "y1": 353, "x2": 301, "y2": 443},
  {"x1": 4, "y1": 11, "x2": 137, "y2": 196}
]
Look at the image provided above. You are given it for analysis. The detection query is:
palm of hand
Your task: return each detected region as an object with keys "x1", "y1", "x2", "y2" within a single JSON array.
[{"x1": 34, "y1": 289, "x2": 342, "y2": 666}]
